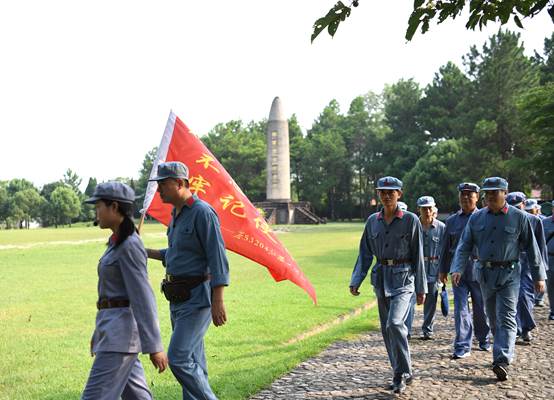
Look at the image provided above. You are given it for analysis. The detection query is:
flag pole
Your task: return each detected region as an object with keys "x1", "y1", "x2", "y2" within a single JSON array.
[{"x1": 137, "y1": 211, "x2": 146, "y2": 234}]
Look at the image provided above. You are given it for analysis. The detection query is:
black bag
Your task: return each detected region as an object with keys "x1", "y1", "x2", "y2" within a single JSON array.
[
  {"x1": 160, "y1": 280, "x2": 192, "y2": 303},
  {"x1": 440, "y1": 284, "x2": 449, "y2": 317}
]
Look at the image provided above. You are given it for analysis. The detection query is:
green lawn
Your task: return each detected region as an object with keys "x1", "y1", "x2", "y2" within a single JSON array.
[{"x1": 0, "y1": 223, "x2": 381, "y2": 400}]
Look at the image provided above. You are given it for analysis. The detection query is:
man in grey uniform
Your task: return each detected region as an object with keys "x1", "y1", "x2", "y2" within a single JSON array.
[
  {"x1": 439, "y1": 182, "x2": 490, "y2": 359},
  {"x1": 543, "y1": 201, "x2": 554, "y2": 320},
  {"x1": 506, "y1": 192, "x2": 548, "y2": 343},
  {"x1": 451, "y1": 177, "x2": 546, "y2": 381},
  {"x1": 350, "y1": 176, "x2": 426, "y2": 394},
  {"x1": 413, "y1": 196, "x2": 445, "y2": 340},
  {"x1": 146, "y1": 161, "x2": 229, "y2": 400},
  {"x1": 526, "y1": 199, "x2": 548, "y2": 306}
]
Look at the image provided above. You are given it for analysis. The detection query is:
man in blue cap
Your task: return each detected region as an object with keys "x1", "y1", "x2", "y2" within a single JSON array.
[
  {"x1": 350, "y1": 176, "x2": 427, "y2": 394},
  {"x1": 405, "y1": 196, "x2": 445, "y2": 340},
  {"x1": 398, "y1": 201, "x2": 408, "y2": 212},
  {"x1": 145, "y1": 161, "x2": 230, "y2": 400},
  {"x1": 439, "y1": 182, "x2": 490, "y2": 359},
  {"x1": 507, "y1": 192, "x2": 548, "y2": 343},
  {"x1": 451, "y1": 177, "x2": 546, "y2": 381},
  {"x1": 543, "y1": 200, "x2": 554, "y2": 320},
  {"x1": 524, "y1": 199, "x2": 548, "y2": 306}
]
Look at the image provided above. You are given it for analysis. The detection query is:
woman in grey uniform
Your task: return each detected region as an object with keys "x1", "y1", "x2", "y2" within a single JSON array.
[{"x1": 82, "y1": 182, "x2": 168, "y2": 400}]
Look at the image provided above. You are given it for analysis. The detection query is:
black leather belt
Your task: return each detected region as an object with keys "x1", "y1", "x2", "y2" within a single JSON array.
[
  {"x1": 97, "y1": 298, "x2": 130, "y2": 310},
  {"x1": 424, "y1": 256, "x2": 439, "y2": 261},
  {"x1": 165, "y1": 274, "x2": 209, "y2": 285},
  {"x1": 378, "y1": 258, "x2": 411, "y2": 266},
  {"x1": 481, "y1": 260, "x2": 517, "y2": 268}
]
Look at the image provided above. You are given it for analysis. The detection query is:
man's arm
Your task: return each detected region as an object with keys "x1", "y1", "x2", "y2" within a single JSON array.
[
  {"x1": 146, "y1": 248, "x2": 164, "y2": 261},
  {"x1": 521, "y1": 216, "x2": 547, "y2": 285},
  {"x1": 350, "y1": 221, "x2": 374, "y2": 294},
  {"x1": 411, "y1": 217, "x2": 427, "y2": 303},
  {"x1": 451, "y1": 220, "x2": 474, "y2": 286}
]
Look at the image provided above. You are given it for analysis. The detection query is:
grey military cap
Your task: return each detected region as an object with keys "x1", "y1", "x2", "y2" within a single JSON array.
[
  {"x1": 85, "y1": 182, "x2": 136, "y2": 204},
  {"x1": 148, "y1": 161, "x2": 189, "y2": 182}
]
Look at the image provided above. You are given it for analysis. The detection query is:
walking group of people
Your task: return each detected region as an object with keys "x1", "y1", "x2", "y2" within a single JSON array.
[
  {"x1": 350, "y1": 176, "x2": 553, "y2": 394},
  {"x1": 82, "y1": 161, "x2": 229, "y2": 400},
  {"x1": 78, "y1": 159, "x2": 553, "y2": 399}
]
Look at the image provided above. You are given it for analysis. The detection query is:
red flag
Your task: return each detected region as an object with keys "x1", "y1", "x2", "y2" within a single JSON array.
[{"x1": 142, "y1": 111, "x2": 317, "y2": 303}]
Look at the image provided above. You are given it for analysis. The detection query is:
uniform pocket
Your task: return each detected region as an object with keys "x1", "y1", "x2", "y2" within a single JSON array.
[
  {"x1": 504, "y1": 226, "x2": 518, "y2": 243},
  {"x1": 391, "y1": 265, "x2": 413, "y2": 289},
  {"x1": 395, "y1": 233, "x2": 410, "y2": 258}
]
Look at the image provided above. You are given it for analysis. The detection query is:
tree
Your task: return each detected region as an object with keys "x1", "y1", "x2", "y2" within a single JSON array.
[
  {"x1": 534, "y1": 32, "x2": 554, "y2": 84},
  {"x1": 82, "y1": 177, "x2": 98, "y2": 221},
  {"x1": 49, "y1": 186, "x2": 81, "y2": 227},
  {"x1": 289, "y1": 115, "x2": 305, "y2": 201},
  {"x1": 344, "y1": 93, "x2": 388, "y2": 218},
  {"x1": 0, "y1": 182, "x2": 9, "y2": 228},
  {"x1": 517, "y1": 83, "x2": 554, "y2": 196},
  {"x1": 202, "y1": 120, "x2": 267, "y2": 201},
  {"x1": 464, "y1": 30, "x2": 540, "y2": 190},
  {"x1": 381, "y1": 79, "x2": 427, "y2": 179},
  {"x1": 403, "y1": 139, "x2": 468, "y2": 211},
  {"x1": 301, "y1": 100, "x2": 348, "y2": 219},
  {"x1": 312, "y1": 1, "x2": 554, "y2": 42},
  {"x1": 13, "y1": 188, "x2": 43, "y2": 228},
  {"x1": 84, "y1": 177, "x2": 98, "y2": 197},
  {"x1": 419, "y1": 62, "x2": 473, "y2": 141},
  {"x1": 39, "y1": 181, "x2": 65, "y2": 227},
  {"x1": 63, "y1": 168, "x2": 82, "y2": 194}
]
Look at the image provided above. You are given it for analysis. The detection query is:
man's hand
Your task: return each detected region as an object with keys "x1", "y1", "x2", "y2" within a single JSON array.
[
  {"x1": 438, "y1": 272, "x2": 448, "y2": 285},
  {"x1": 350, "y1": 286, "x2": 360, "y2": 296},
  {"x1": 146, "y1": 248, "x2": 163, "y2": 261},
  {"x1": 211, "y1": 300, "x2": 227, "y2": 327},
  {"x1": 150, "y1": 352, "x2": 168, "y2": 373},
  {"x1": 416, "y1": 293, "x2": 425, "y2": 305},
  {"x1": 451, "y1": 272, "x2": 462, "y2": 287},
  {"x1": 535, "y1": 280, "x2": 546, "y2": 294}
]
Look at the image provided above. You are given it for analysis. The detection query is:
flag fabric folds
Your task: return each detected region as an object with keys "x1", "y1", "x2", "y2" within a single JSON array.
[{"x1": 142, "y1": 111, "x2": 317, "y2": 303}]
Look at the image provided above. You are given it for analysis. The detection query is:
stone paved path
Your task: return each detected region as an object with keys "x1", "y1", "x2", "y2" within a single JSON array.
[{"x1": 250, "y1": 297, "x2": 554, "y2": 399}]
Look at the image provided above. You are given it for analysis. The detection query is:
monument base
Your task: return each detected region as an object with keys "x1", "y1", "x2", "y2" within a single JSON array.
[{"x1": 253, "y1": 201, "x2": 325, "y2": 225}]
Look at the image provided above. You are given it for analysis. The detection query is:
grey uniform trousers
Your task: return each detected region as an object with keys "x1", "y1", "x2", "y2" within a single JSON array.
[
  {"x1": 82, "y1": 352, "x2": 152, "y2": 400},
  {"x1": 376, "y1": 289, "x2": 413, "y2": 376}
]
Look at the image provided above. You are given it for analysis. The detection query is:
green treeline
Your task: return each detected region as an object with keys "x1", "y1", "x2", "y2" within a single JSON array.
[
  {"x1": 1, "y1": 30, "x2": 553, "y2": 228},
  {"x1": 203, "y1": 30, "x2": 554, "y2": 219}
]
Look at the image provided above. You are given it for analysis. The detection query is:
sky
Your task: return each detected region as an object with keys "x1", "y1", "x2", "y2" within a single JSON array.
[{"x1": 0, "y1": 1, "x2": 552, "y2": 190}]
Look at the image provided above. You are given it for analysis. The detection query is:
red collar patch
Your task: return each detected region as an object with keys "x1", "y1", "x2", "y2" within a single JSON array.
[
  {"x1": 378, "y1": 207, "x2": 404, "y2": 219},
  {"x1": 185, "y1": 196, "x2": 196, "y2": 208}
]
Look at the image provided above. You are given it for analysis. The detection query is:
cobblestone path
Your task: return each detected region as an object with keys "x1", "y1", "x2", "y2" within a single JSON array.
[{"x1": 250, "y1": 298, "x2": 554, "y2": 399}]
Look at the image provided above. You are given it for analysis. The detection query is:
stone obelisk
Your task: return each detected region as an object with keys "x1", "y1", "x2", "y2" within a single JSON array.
[{"x1": 266, "y1": 96, "x2": 291, "y2": 202}]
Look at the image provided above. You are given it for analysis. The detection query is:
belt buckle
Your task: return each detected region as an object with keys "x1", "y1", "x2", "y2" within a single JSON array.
[{"x1": 384, "y1": 259, "x2": 394, "y2": 266}]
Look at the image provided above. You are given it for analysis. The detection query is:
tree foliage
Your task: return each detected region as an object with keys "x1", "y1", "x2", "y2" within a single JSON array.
[{"x1": 312, "y1": 1, "x2": 554, "y2": 42}]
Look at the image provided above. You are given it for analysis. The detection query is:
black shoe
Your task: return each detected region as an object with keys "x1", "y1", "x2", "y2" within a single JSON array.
[
  {"x1": 421, "y1": 333, "x2": 433, "y2": 340},
  {"x1": 391, "y1": 374, "x2": 406, "y2": 394},
  {"x1": 535, "y1": 301, "x2": 545, "y2": 307},
  {"x1": 492, "y1": 363, "x2": 509, "y2": 381},
  {"x1": 387, "y1": 374, "x2": 413, "y2": 390},
  {"x1": 522, "y1": 331, "x2": 532, "y2": 342}
]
